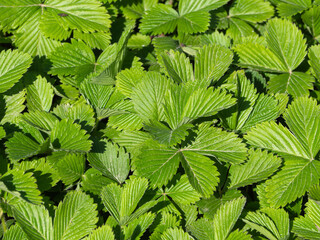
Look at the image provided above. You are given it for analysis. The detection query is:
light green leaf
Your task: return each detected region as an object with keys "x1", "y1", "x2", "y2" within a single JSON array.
[
  {"x1": 309, "y1": 45, "x2": 320, "y2": 80},
  {"x1": 128, "y1": 33, "x2": 151, "y2": 49},
  {"x1": 213, "y1": 197, "x2": 246, "y2": 240},
  {"x1": 53, "y1": 191, "x2": 98, "y2": 240},
  {"x1": 194, "y1": 44, "x2": 233, "y2": 87},
  {"x1": 229, "y1": 0, "x2": 274, "y2": 23},
  {"x1": 302, "y1": 6, "x2": 320, "y2": 42},
  {"x1": 14, "y1": 12, "x2": 61, "y2": 56},
  {"x1": 229, "y1": 148, "x2": 281, "y2": 189},
  {"x1": 0, "y1": 49, "x2": 32, "y2": 93},
  {"x1": 293, "y1": 215, "x2": 320, "y2": 240},
  {"x1": 3, "y1": 225, "x2": 27, "y2": 240},
  {"x1": 187, "y1": 124, "x2": 247, "y2": 164},
  {"x1": 53, "y1": 99, "x2": 95, "y2": 131},
  {"x1": 180, "y1": 151, "x2": 219, "y2": 198},
  {"x1": 83, "y1": 225, "x2": 114, "y2": 240},
  {"x1": 0, "y1": 169, "x2": 42, "y2": 205},
  {"x1": 88, "y1": 140, "x2": 130, "y2": 183},
  {"x1": 177, "y1": 11, "x2": 210, "y2": 34},
  {"x1": 73, "y1": 30, "x2": 111, "y2": 50},
  {"x1": 268, "y1": 72, "x2": 314, "y2": 98},
  {"x1": 41, "y1": 0, "x2": 111, "y2": 33},
  {"x1": 22, "y1": 111, "x2": 58, "y2": 132},
  {"x1": 284, "y1": 97, "x2": 320, "y2": 158},
  {"x1": 13, "y1": 202, "x2": 52, "y2": 240},
  {"x1": 161, "y1": 228, "x2": 191, "y2": 240},
  {"x1": 161, "y1": 50, "x2": 194, "y2": 84},
  {"x1": 140, "y1": 4, "x2": 179, "y2": 35},
  {"x1": 178, "y1": 0, "x2": 229, "y2": 15},
  {"x1": 134, "y1": 141, "x2": 180, "y2": 188},
  {"x1": 0, "y1": 90, "x2": 26, "y2": 124},
  {"x1": 26, "y1": 76, "x2": 54, "y2": 112},
  {"x1": 50, "y1": 118, "x2": 92, "y2": 152},
  {"x1": 132, "y1": 72, "x2": 171, "y2": 122},
  {"x1": 265, "y1": 159, "x2": 320, "y2": 207},
  {"x1": 266, "y1": 18, "x2": 307, "y2": 72},
  {"x1": 49, "y1": 39, "x2": 96, "y2": 81},
  {"x1": 56, "y1": 153, "x2": 85, "y2": 185},
  {"x1": 5, "y1": 132, "x2": 45, "y2": 161},
  {"x1": 123, "y1": 212, "x2": 155, "y2": 240},
  {"x1": 164, "y1": 174, "x2": 201, "y2": 204},
  {"x1": 277, "y1": 0, "x2": 312, "y2": 17},
  {"x1": 226, "y1": 229, "x2": 252, "y2": 240},
  {"x1": 116, "y1": 67, "x2": 145, "y2": 97}
]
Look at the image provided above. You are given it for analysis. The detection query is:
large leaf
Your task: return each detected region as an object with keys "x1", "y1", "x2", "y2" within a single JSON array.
[
  {"x1": 88, "y1": 139, "x2": 130, "y2": 184},
  {"x1": 53, "y1": 191, "x2": 98, "y2": 240},
  {"x1": 277, "y1": 0, "x2": 312, "y2": 17},
  {"x1": 13, "y1": 202, "x2": 52, "y2": 240},
  {"x1": 0, "y1": 49, "x2": 32, "y2": 94}
]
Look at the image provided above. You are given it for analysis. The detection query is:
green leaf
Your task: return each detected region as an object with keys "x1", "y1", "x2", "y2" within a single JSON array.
[
  {"x1": 309, "y1": 45, "x2": 320, "y2": 80},
  {"x1": 56, "y1": 153, "x2": 85, "y2": 185},
  {"x1": 5, "y1": 132, "x2": 45, "y2": 161},
  {"x1": 268, "y1": 72, "x2": 314, "y2": 97},
  {"x1": 0, "y1": 49, "x2": 32, "y2": 93},
  {"x1": 128, "y1": 33, "x2": 151, "y2": 49},
  {"x1": 284, "y1": 96, "x2": 320, "y2": 157},
  {"x1": 101, "y1": 177, "x2": 156, "y2": 226},
  {"x1": 194, "y1": 44, "x2": 233, "y2": 87},
  {"x1": 277, "y1": 0, "x2": 312, "y2": 17},
  {"x1": 161, "y1": 228, "x2": 191, "y2": 240},
  {"x1": 116, "y1": 67, "x2": 145, "y2": 97},
  {"x1": 123, "y1": 212, "x2": 155, "y2": 240},
  {"x1": 164, "y1": 174, "x2": 201, "y2": 204},
  {"x1": 178, "y1": 0, "x2": 229, "y2": 15},
  {"x1": 3, "y1": 225, "x2": 27, "y2": 240},
  {"x1": 134, "y1": 141, "x2": 180, "y2": 188},
  {"x1": 26, "y1": 75, "x2": 54, "y2": 112},
  {"x1": 40, "y1": 0, "x2": 111, "y2": 33},
  {"x1": 229, "y1": 0, "x2": 273, "y2": 22},
  {"x1": 14, "y1": 12, "x2": 61, "y2": 56},
  {"x1": 303, "y1": 6, "x2": 320, "y2": 42},
  {"x1": 49, "y1": 39, "x2": 96, "y2": 81},
  {"x1": 213, "y1": 197, "x2": 246, "y2": 240},
  {"x1": 83, "y1": 225, "x2": 114, "y2": 240},
  {"x1": 266, "y1": 18, "x2": 307, "y2": 72},
  {"x1": 22, "y1": 111, "x2": 58, "y2": 131},
  {"x1": 88, "y1": 140, "x2": 130, "y2": 184},
  {"x1": 53, "y1": 191, "x2": 98, "y2": 240},
  {"x1": 180, "y1": 151, "x2": 220, "y2": 198},
  {"x1": 161, "y1": 50, "x2": 194, "y2": 84},
  {"x1": 0, "y1": 126, "x2": 5, "y2": 140},
  {"x1": 243, "y1": 208, "x2": 290, "y2": 240},
  {"x1": 18, "y1": 158, "x2": 60, "y2": 192},
  {"x1": 140, "y1": 4, "x2": 179, "y2": 35},
  {"x1": 73, "y1": 30, "x2": 111, "y2": 50},
  {"x1": 229, "y1": 148, "x2": 282, "y2": 189},
  {"x1": 132, "y1": 72, "x2": 171, "y2": 122},
  {"x1": 53, "y1": 99, "x2": 95, "y2": 131},
  {"x1": 226, "y1": 229, "x2": 252, "y2": 240},
  {"x1": 50, "y1": 118, "x2": 92, "y2": 152},
  {"x1": 0, "y1": 90, "x2": 26, "y2": 124},
  {"x1": 187, "y1": 124, "x2": 247, "y2": 164},
  {"x1": 13, "y1": 202, "x2": 53, "y2": 240},
  {"x1": 144, "y1": 121, "x2": 192, "y2": 146},
  {"x1": 265, "y1": 159, "x2": 320, "y2": 207},
  {"x1": 0, "y1": 169, "x2": 42, "y2": 205}
]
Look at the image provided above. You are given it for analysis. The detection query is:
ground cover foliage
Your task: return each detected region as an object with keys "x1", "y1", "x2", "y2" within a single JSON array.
[{"x1": 0, "y1": 0, "x2": 320, "y2": 239}]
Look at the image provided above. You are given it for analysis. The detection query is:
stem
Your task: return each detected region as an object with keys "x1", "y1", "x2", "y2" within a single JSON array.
[{"x1": 0, "y1": 208, "x2": 7, "y2": 233}]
